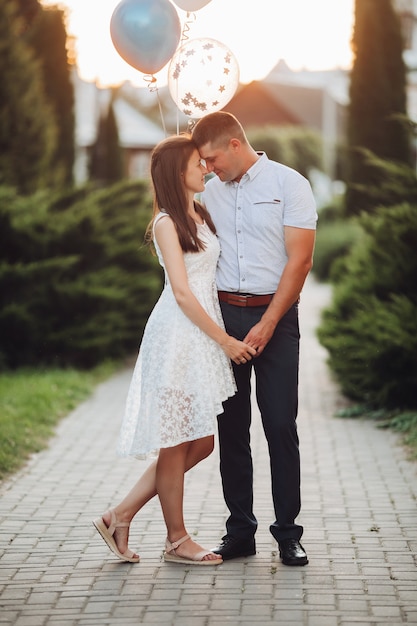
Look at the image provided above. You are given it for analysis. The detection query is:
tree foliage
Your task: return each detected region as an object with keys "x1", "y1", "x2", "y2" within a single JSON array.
[
  {"x1": 0, "y1": 0, "x2": 57, "y2": 193},
  {"x1": 346, "y1": 0, "x2": 412, "y2": 215},
  {"x1": 29, "y1": 5, "x2": 75, "y2": 186},
  {"x1": 318, "y1": 152, "x2": 417, "y2": 410},
  {"x1": 89, "y1": 99, "x2": 125, "y2": 185},
  {"x1": 247, "y1": 125, "x2": 323, "y2": 179},
  {"x1": 14, "y1": 0, "x2": 40, "y2": 28},
  {"x1": 0, "y1": 181, "x2": 162, "y2": 369},
  {"x1": 0, "y1": 0, "x2": 74, "y2": 190}
]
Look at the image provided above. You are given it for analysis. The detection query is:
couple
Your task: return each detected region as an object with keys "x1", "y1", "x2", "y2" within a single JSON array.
[{"x1": 93, "y1": 112, "x2": 317, "y2": 567}]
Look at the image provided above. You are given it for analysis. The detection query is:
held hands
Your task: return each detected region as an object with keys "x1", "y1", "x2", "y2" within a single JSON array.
[
  {"x1": 243, "y1": 318, "x2": 276, "y2": 357},
  {"x1": 221, "y1": 336, "x2": 257, "y2": 365}
]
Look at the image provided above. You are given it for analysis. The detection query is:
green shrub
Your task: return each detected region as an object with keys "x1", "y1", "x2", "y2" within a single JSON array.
[
  {"x1": 388, "y1": 412, "x2": 417, "y2": 458},
  {"x1": 312, "y1": 196, "x2": 361, "y2": 282},
  {"x1": 317, "y1": 195, "x2": 346, "y2": 222},
  {"x1": 247, "y1": 125, "x2": 323, "y2": 179},
  {"x1": 317, "y1": 202, "x2": 417, "y2": 409},
  {"x1": 313, "y1": 219, "x2": 363, "y2": 282},
  {"x1": 0, "y1": 181, "x2": 162, "y2": 369}
]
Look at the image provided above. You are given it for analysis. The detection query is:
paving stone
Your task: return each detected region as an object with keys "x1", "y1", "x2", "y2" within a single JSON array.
[{"x1": 1, "y1": 276, "x2": 416, "y2": 625}]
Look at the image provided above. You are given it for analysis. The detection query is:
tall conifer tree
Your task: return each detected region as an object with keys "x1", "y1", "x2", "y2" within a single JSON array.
[
  {"x1": 16, "y1": 0, "x2": 75, "y2": 186},
  {"x1": 30, "y1": 7, "x2": 75, "y2": 186},
  {"x1": 89, "y1": 99, "x2": 124, "y2": 185},
  {"x1": 346, "y1": 0, "x2": 412, "y2": 215},
  {"x1": 0, "y1": 0, "x2": 57, "y2": 193}
]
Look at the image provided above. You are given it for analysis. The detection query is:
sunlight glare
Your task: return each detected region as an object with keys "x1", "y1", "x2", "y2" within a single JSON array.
[{"x1": 40, "y1": 0, "x2": 354, "y2": 87}]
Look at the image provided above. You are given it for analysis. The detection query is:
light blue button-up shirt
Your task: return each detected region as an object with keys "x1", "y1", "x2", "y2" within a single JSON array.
[{"x1": 200, "y1": 153, "x2": 318, "y2": 294}]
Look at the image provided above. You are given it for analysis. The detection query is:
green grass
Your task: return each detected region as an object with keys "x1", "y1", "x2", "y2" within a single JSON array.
[
  {"x1": 383, "y1": 412, "x2": 417, "y2": 459},
  {"x1": 1, "y1": 365, "x2": 416, "y2": 483},
  {"x1": 0, "y1": 362, "x2": 120, "y2": 481}
]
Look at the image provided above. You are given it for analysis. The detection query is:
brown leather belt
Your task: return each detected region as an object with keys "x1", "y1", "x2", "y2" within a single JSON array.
[{"x1": 218, "y1": 291, "x2": 274, "y2": 307}]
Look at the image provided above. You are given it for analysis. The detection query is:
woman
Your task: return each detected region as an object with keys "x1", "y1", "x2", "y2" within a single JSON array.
[{"x1": 93, "y1": 134, "x2": 256, "y2": 565}]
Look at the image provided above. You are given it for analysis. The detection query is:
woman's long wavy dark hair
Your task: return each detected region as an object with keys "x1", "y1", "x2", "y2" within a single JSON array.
[{"x1": 145, "y1": 134, "x2": 216, "y2": 253}]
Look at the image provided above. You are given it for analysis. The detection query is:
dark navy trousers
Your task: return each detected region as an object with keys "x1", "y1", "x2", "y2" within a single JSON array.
[{"x1": 218, "y1": 301, "x2": 303, "y2": 543}]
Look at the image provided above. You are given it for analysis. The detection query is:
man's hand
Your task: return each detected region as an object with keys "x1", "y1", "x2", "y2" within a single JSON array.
[{"x1": 243, "y1": 318, "x2": 276, "y2": 356}]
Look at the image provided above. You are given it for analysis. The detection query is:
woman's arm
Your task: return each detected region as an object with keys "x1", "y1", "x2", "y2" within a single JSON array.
[{"x1": 155, "y1": 216, "x2": 256, "y2": 364}]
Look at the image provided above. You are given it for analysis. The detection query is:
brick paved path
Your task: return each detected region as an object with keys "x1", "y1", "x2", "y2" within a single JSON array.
[{"x1": 1, "y1": 276, "x2": 416, "y2": 625}]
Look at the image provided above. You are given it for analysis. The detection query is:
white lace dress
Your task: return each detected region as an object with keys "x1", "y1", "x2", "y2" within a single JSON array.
[{"x1": 117, "y1": 213, "x2": 237, "y2": 459}]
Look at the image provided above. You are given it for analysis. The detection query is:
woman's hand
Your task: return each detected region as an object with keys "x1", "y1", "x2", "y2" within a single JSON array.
[{"x1": 221, "y1": 336, "x2": 257, "y2": 365}]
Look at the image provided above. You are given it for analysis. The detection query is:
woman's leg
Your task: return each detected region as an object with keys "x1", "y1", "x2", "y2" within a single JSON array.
[
  {"x1": 102, "y1": 435, "x2": 214, "y2": 555},
  {"x1": 156, "y1": 436, "x2": 220, "y2": 561}
]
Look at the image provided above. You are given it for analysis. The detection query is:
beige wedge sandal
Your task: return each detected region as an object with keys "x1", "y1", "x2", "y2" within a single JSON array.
[
  {"x1": 92, "y1": 509, "x2": 140, "y2": 563},
  {"x1": 164, "y1": 534, "x2": 223, "y2": 565}
]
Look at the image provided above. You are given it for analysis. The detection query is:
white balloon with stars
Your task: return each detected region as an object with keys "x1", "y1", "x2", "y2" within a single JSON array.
[{"x1": 168, "y1": 38, "x2": 240, "y2": 119}]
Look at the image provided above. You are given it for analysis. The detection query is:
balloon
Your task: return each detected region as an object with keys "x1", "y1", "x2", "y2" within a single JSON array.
[
  {"x1": 172, "y1": 0, "x2": 212, "y2": 11},
  {"x1": 168, "y1": 38, "x2": 240, "y2": 118},
  {"x1": 110, "y1": 0, "x2": 181, "y2": 75}
]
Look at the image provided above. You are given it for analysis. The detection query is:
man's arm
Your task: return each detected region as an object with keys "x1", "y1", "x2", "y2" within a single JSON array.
[{"x1": 243, "y1": 226, "x2": 316, "y2": 355}]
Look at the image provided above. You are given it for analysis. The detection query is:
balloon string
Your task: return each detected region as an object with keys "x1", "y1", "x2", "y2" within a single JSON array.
[
  {"x1": 144, "y1": 75, "x2": 167, "y2": 137},
  {"x1": 180, "y1": 12, "x2": 196, "y2": 43},
  {"x1": 176, "y1": 77, "x2": 180, "y2": 135},
  {"x1": 187, "y1": 119, "x2": 197, "y2": 132},
  {"x1": 144, "y1": 74, "x2": 158, "y2": 91},
  {"x1": 177, "y1": 13, "x2": 196, "y2": 134},
  {"x1": 157, "y1": 91, "x2": 167, "y2": 137}
]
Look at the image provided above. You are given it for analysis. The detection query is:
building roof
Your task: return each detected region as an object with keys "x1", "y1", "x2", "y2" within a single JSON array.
[
  {"x1": 265, "y1": 60, "x2": 350, "y2": 104},
  {"x1": 112, "y1": 98, "x2": 165, "y2": 148},
  {"x1": 224, "y1": 78, "x2": 347, "y2": 141},
  {"x1": 72, "y1": 70, "x2": 165, "y2": 149}
]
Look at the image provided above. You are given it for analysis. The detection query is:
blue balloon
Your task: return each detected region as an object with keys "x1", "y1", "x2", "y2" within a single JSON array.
[{"x1": 110, "y1": 0, "x2": 181, "y2": 75}]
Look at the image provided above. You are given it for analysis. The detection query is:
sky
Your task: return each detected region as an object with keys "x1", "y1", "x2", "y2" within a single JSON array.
[{"x1": 40, "y1": 0, "x2": 355, "y2": 88}]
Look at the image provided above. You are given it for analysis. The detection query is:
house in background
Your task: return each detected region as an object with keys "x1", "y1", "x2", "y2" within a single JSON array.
[
  {"x1": 225, "y1": 60, "x2": 348, "y2": 179},
  {"x1": 72, "y1": 62, "x2": 348, "y2": 186},
  {"x1": 396, "y1": 0, "x2": 417, "y2": 139},
  {"x1": 72, "y1": 0, "x2": 417, "y2": 186},
  {"x1": 396, "y1": 0, "x2": 417, "y2": 60},
  {"x1": 224, "y1": 0, "x2": 417, "y2": 178},
  {"x1": 72, "y1": 71, "x2": 166, "y2": 184}
]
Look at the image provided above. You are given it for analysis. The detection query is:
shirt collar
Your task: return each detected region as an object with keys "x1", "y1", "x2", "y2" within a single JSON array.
[{"x1": 226, "y1": 152, "x2": 268, "y2": 186}]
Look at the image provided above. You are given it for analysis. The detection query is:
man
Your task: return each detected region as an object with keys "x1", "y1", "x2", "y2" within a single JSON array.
[{"x1": 192, "y1": 112, "x2": 317, "y2": 566}]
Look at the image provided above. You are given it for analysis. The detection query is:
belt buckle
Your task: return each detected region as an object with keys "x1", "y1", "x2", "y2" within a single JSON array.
[{"x1": 230, "y1": 293, "x2": 249, "y2": 306}]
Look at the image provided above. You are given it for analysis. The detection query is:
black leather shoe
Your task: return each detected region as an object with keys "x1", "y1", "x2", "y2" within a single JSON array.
[
  {"x1": 211, "y1": 535, "x2": 256, "y2": 560},
  {"x1": 278, "y1": 539, "x2": 308, "y2": 566}
]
